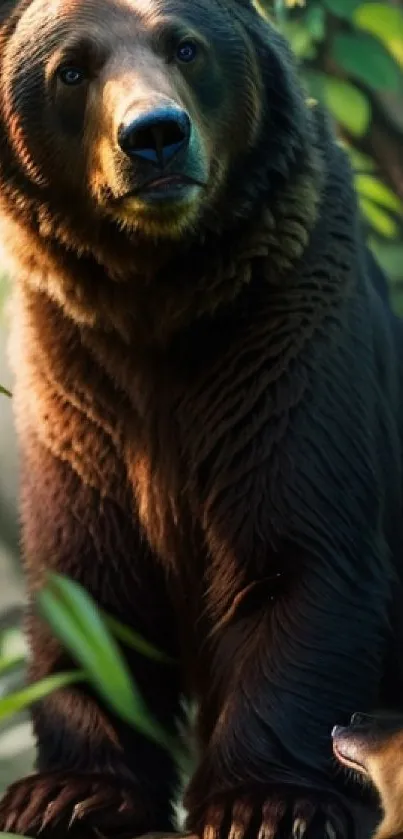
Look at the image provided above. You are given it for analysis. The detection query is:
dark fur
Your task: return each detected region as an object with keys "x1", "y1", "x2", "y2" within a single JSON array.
[{"x1": 0, "y1": 0, "x2": 402, "y2": 837}]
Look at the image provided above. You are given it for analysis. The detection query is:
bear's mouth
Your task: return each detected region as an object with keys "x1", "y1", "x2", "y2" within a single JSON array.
[{"x1": 128, "y1": 174, "x2": 205, "y2": 202}]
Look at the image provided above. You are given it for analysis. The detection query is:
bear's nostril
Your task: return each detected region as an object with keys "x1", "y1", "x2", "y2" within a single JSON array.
[{"x1": 118, "y1": 108, "x2": 190, "y2": 167}]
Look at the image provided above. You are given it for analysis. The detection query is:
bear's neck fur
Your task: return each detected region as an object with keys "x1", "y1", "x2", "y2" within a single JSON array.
[
  {"x1": 2, "y1": 146, "x2": 322, "y2": 348},
  {"x1": 0, "y1": 0, "x2": 335, "y2": 349}
]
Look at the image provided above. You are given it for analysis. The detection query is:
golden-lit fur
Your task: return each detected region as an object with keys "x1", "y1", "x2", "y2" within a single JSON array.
[
  {"x1": 370, "y1": 741, "x2": 403, "y2": 839},
  {"x1": 333, "y1": 718, "x2": 403, "y2": 839}
]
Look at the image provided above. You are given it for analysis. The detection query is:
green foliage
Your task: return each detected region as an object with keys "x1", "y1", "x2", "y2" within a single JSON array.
[
  {"x1": 0, "y1": 651, "x2": 26, "y2": 679},
  {"x1": 353, "y1": 4, "x2": 403, "y2": 67},
  {"x1": 0, "y1": 834, "x2": 35, "y2": 838},
  {"x1": 332, "y1": 32, "x2": 401, "y2": 92},
  {"x1": 305, "y1": 71, "x2": 371, "y2": 135},
  {"x1": 356, "y1": 175, "x2": 403, "y2": 238},
  {"x1": 262, "y1": 0, "x2": 403, "y2": 308},
  {"x1": 0, "y1": 671, "x2": 84, "y2": 723},
  {"x1": 103, "y1": 612, "x2": 175, "y2": 665},
  {"x1": 0, "y1": 575, "x2": 183, "y2": 768},
  {"x1": 322, "y1": 0, "x2": 362, "y2": 19},
  {"x1": 38, "y1": 573, "x2": 181, "y2": 760}
]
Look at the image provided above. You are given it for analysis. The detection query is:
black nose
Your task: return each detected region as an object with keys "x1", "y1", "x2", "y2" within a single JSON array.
[{"x1": 118, "y1": 107, "x2": 190, "y2": 166}]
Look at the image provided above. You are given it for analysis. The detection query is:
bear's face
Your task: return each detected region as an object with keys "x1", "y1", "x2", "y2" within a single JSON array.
[{"x1": 0, "y1": 0, "x2": 274, "y2": 240}]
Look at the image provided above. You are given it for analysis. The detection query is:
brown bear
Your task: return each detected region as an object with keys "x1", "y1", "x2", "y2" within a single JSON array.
[{"x1": 0, "y1": 0, "x2": 402, "y2": 837}]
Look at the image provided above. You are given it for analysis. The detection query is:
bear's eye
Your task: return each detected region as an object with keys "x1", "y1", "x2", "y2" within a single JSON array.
[
  {"x1": 58, "y1": 66, "x2": 86, "y2": 86},
  {"x1": 176, "y1": 41, "x2": 198, "y2": 63}
]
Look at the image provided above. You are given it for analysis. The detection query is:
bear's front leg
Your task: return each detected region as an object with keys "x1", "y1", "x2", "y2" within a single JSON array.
[
  {"x1": 184, "y1": 553, "x2": 391, "y2": 839},
  {"x1": 0, "y1": 438, "x2": 181, "y2": 839},
  {"x1": 0, "y1": 619, "x2": 179, "y2": 839}
]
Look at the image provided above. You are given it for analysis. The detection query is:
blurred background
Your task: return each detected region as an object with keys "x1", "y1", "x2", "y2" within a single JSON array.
[{"x1": 0, "y1": 0, "x2": 402, "y2": 800}]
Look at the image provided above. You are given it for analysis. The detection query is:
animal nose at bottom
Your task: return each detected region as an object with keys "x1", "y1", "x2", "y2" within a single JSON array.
[
  {"x1": 350, "y1": 712, "x2": 371, "y2": 725},
  {"x1": 118, "y1": 107, "x2": 191, "y2": 166}
]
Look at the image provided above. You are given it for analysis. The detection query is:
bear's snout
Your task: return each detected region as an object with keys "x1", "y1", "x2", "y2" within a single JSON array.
[
  {"x1": 95, "y1": 86, "x2": 210, "y2": 236},
  {"x1": 114, "y1": 102, "x2": 206, "y2": 210},
  {"x1": 118, "y1": 105, "x2": 191, "y2": 167}
]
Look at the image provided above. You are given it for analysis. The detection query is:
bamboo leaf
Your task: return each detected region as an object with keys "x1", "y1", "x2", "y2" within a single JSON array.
[
  {"x1": 0, "y1": 671, "x2": 84, "y2": 722},
  {"x1": 103, "y1": 612, "x2": 175, "y2": 665},
  {"x1": 37, "y1": 574, "x2": 181, "y2": 760},
  {"x1": 0, "y1": 652, "x2": 26, "y2": 678}
]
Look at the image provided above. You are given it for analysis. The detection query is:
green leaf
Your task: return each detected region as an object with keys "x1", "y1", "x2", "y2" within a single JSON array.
[
  {"x1": 0, "y1": 384, "x2": 11, "y2": 398},
  {"x1": 0, "y1": 651, "x2": 26, "y2": 677},
  {"x1": 281, "y1": 21, "x2": 317, "y2": 59},
  {"x1": 323, "y1": 0, "x2": 362, "y2": 20},
  {"x1": 0, "y1": 834, "x2": 36, "y2": 838},
  {"x1": 359, "y1": 197, "x2": 399, "y2": 238},
  {"x1": 303, "y1": 69, "x2": 326, "y2": 103},
  {"x1": 354, "y1": 4, "x2": 403, "y2": 67},
  {"x1": 345, "y1": 146, "x2": 376, "y2": 173},
  {"x1": 272, "y1": 0, "x2": 287, "y2": 27},
  {"x1": 304, "y1": 4, "x2": 326, "y2": 41},
  {"x1": 355, "y1": 174, "x2": 403, "y2": 214},
  {"x1": 37, "y1": 574, "x2": 180, "y2": 759},
  {"x1": 0, "y1": 671, "x2": 84, "y2": 722},
  {"x1": 332, "y1": 32, "x2": 402, "y2": 92},
  {"x1": 323, "y1": 77, "x2": 371, "y2": 136},
  {"x1": 0, "y1": 628, "x2": 27, "y2": 659},
  {"x1": 369, "y1": 238, "x2": 403, "y2": 283},
  {"x1": 102, "y1": 612, "x2": 175, "y2": 665}
]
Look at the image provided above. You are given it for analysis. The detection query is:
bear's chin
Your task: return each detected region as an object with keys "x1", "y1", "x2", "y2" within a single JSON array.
[{"x1": 106, "y1": 184, "x2": 204, "y2": 240}]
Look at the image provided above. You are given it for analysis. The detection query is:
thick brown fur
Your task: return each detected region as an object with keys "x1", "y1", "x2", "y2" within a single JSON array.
[
  {"x1": 333, "y1": 713, "x2": 403, "y2": 839},
  {"x1": 0, "y1": 0, "x2": 402, "y2": 838}
]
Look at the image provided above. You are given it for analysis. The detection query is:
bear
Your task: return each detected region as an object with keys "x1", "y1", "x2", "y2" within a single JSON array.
[
  {"x1": 333, "y1": 713, "x2": 403, "y2": 839},
  {"x1": 0, "y1": 0, "x2": 402, "y2": 837}
]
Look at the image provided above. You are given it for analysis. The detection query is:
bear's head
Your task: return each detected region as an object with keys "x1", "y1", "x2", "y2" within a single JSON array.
[
  {"x1": 0, "y1": 0, "x2": 323, "y2": 338},
  {"x1": 0, "y1": 0, "x2": 316, "y2": 247}
]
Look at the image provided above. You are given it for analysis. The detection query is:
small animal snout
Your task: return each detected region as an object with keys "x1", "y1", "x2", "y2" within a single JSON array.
[
  {"x1": 118, "y1": 107, "x2": 191, "y2": 166},
  {"x1": 350, "y1": 712, "x2": 371, "y2": 726}
]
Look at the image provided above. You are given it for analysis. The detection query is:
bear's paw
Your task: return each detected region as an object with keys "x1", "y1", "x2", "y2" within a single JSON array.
[
  {"x1": 0, "y1": 770, "x2": 147, "y2": 838},
  {"x1": 190, "y1": 789, "x2": 353, "y2": 839}
]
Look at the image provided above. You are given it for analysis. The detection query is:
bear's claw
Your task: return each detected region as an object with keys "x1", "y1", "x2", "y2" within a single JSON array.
[
  {"x1": 193, "y1": 790, "x2": 353, "y2": 839},
  {"x1": 0, "y1": 771, "x2": 146, "y2": 838}
]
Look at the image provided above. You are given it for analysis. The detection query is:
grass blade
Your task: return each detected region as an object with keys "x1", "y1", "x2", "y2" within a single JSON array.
[
  {"x1": 102, "y1": 612, "x2": 175, "y2": 665},
  {"x1": 0, "y1": 671, "x2": 84, "y2": 722},
  {"x1": 37, "y1": 574, "x2": 181, "y2": 761}
]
